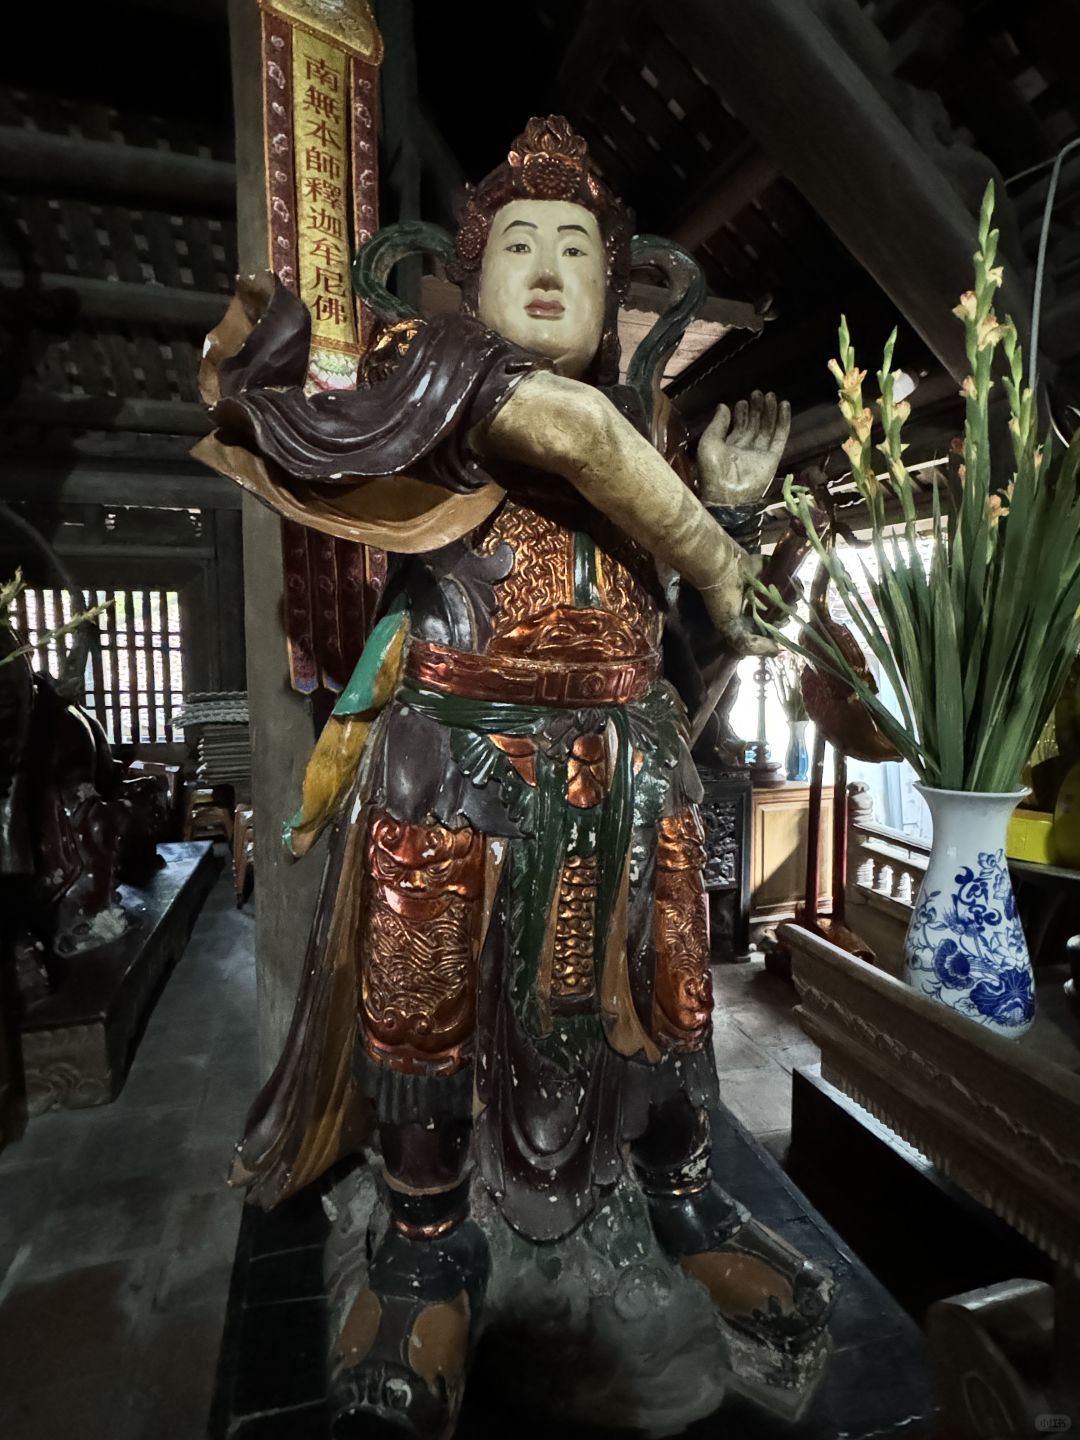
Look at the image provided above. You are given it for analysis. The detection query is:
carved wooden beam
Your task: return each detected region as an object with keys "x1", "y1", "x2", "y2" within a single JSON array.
[
  {"x1": 652, "y1": 0, "x2": 1029, "y2": 382},
  {"x1": 667, "y1": 146, "x2": 778, "y2": 253},
  {"x1": 547, "y1": 0, "x2": 646, "y2": 117},
  {"x1": 0, "y1": 272, "x2": 229, "y2": 332},
  {"x1": 7, "y1": 395, "x2": 209, "y2": 435},
  {"x1": 0, "y1": 128, "x2": 237, "y2": 214},
  {"x1": 0, "y1": 461, "x2": 240, "y2": 510}
]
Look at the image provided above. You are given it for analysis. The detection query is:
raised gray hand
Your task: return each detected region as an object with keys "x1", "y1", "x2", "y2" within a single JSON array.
[{"x1": 698, "y1": 389, "x2": 791, "y2": 507}]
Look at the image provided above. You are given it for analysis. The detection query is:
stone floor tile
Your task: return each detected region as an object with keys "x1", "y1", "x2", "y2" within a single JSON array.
[
  {"x1": 119, "y1": 1053, "x2": 211, "y2": 1112},
  {"x1": 711, "y1": 1016, "x2": 776, "y2": 1075},
  {"x1": 0, "y1": 1373, "x2": 125, "y2": 1440},
  {"x1": 71, "y1": 1105, "x2": 195, "y2": 1187},
  {"x1": 723, "y1": 1001, "x2": 810, "y2": 1050},
  {"x1": 0, "y1": 1111, "x2": 84, "y2": 1176},
  {"x1": 25, "y1": 1174, "x2": 175, "y2": 1280},
  {"x1": 720, "y1": 1064, "x2": 795, "y2": 1136},
  {"x1": 0, "y1": 1158, "x2": 60, "y2": 1248},
  {"x1": 119, "y1": 1301, "x2": 225, "y2": 1440},
  {"x1": 0, "y1": 1259, "x2": 148, "y2": 1394},
  {"x1": 154, "y1": 1188, "x2": 245, "y2": 1311},
  {"x1": 141, "y1": 1011, "x2": 223, "y2": 1064},
  {"x1": 771, "y1": 1038, "x2": 823, "y2": 1073}
]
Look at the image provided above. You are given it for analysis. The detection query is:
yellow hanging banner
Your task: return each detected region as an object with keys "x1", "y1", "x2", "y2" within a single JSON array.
[{"x1": 292, "y1": 30, "x2": 357, "y2": 361}]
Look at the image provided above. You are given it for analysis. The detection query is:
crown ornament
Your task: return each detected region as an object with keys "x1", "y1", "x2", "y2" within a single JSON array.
[{"x1": 452, "y1": 115, "x2": 631, "y2": 296}]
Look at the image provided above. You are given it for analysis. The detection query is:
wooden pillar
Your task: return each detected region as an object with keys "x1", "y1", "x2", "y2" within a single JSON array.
[{"x1": 227, "y1": 0, "x2": 326, "y2": 1069}]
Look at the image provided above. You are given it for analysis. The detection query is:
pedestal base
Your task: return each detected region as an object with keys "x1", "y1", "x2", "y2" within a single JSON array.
[{"x1": 211, "y1": 1107, "x2": 937, "y2": 1439}]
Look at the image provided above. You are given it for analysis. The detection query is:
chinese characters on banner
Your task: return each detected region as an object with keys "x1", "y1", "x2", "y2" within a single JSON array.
[{"x1": 293, "y1": 32, "x2": 358, "y2": 380}]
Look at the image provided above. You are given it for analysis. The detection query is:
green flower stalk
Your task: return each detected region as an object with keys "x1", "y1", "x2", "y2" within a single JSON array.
[
  {"x1": 771, "y1": 652, "x2": 809, "y2": 723},
  {"x1": 752, "y1": 183, "x2": 1080, "y2": 793}
]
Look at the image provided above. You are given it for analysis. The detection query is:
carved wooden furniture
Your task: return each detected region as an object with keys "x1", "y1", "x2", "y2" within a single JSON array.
[
  {"x1": 183, "y1": 785, "x2": 234, "y2": 845},
  {"x1": 783, "y1": 921, "x2": 1080, "y2": 1437},
  {"x1": 697, "y1": 763, "x2": 752, "y2": 960},
  {"x1": 751, "y1": 782, "x2": 834, "y2": 937},
  {"x1": 125, "y1": 759, "x2": 183, "y2": 838},
  {"x1": 19, "y1": 842, "x2": 220, "y2": 1113},
  {"x1": 233, "y1": 804, "x2": 254, "y2": 906}
]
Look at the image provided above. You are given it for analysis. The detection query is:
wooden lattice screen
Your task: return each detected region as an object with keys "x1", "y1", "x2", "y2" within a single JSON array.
[{"x1": 6, "y1": 587, "x2": 185, "y2": 745}]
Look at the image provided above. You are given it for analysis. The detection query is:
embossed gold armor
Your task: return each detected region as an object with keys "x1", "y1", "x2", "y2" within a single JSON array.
[
  {"x1": 567, "y1": 733, "x2": 608, "y2": 809},
  {"x1": 361, "y1": 813, "x2": 485, "y2": 1076},
  {"x1": 479, "y1": 499, "x2": 662, "y2": 661},
  {"x1": 653, "y1": 807, "x2": 713, "y2": 1052},
  {"x1": 552, "y1": 854, "x2": 599, "y2": 1001}
]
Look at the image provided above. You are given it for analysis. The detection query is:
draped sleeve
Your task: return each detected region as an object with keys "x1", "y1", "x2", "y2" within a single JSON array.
[{"x1": 192, "y1": 273, "x2": 548, "y2": 553}]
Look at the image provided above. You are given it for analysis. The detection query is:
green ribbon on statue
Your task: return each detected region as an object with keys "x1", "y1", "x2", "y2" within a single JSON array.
[{"x1": 395, "y1": 678, "x2": 635, "y2": 1064}]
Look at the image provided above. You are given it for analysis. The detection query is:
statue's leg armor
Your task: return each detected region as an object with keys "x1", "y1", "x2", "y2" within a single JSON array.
[
  {"x1": 330, "y1": 812, "x2": 489, "y2": 1440},
  {"x1": 636, "y1": 808, "x2": 835, "y2": 1365},
  {"x1": 632, "y1": 1093, "x2": 834, "y2": 1354}
]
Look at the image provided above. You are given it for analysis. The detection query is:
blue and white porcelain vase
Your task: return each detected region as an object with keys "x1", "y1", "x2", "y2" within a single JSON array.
[
  {"x1": 785, "y1": 719, "x2": 810, "y2": 782},
  {"x1": 904, "y1": 785, "x2": 1034, "y2": 1037}
]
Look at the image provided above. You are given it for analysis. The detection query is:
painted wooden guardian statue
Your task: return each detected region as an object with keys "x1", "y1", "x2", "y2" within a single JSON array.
[{"x1": 197, "y1": 117, "x2": 833, "y2": 1437}]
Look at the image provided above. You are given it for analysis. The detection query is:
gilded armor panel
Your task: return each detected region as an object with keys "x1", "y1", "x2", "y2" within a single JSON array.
[
  {"x1": 360, "y1": 813, "x2": 485, "y2": 1075},
  {"x1": 653, "y1": 807, "x2": 713, "y2": 1052}
]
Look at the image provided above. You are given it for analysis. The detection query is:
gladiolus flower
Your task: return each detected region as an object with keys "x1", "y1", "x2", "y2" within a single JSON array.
[
  {"x1": 841, "y1": 436, "x2": 862, "y2": 463},
  {"x1": 960, "y1": 376, "x2": 977, "y2": 399},
  {"x1": 953, "y1": 291, "x2": 978, "y2": 322},
  {"x1": 976, "y1": 312, "x2": 1009, "y2": 350},
  {"x1": 987, "y1": 494, "x2": 1008, "y2": 526},
  {"x1": 852, "y1": 407, "x2": 874, "y2": 441}
]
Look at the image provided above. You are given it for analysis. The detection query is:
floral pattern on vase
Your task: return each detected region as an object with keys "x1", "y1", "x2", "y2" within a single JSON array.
[{"x1": 904, "y1": 786, "x2": 1034, "y2": 1037}]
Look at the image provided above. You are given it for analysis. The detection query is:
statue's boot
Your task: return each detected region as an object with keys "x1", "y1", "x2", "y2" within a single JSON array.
[
  {"x1": 330, "y1": 1180, "x2": 489, "y2": 1440},
  {"x1": 634, "y1": 1116, "x2": 835, "y2": 1405}
]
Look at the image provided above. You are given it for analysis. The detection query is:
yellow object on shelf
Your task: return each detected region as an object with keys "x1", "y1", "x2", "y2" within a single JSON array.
[{"x1": 1006, "y1": 810, "x2": 1056, "y2": 864}]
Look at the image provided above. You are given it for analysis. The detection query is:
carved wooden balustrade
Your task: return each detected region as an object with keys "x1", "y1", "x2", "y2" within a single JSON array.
[{"x1": 844, "y1": 781, "x2": 928, "y2": 975}]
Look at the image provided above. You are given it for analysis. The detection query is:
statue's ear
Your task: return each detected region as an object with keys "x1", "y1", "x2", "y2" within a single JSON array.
[
  {"x1": 351, "y1": 222, "x2": 456, "y2": 326},
  {"x1": 625, "y1": 236, "x2": 706, "y2": 414}
]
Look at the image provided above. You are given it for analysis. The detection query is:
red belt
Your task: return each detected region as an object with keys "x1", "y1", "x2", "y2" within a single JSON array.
[{"x1": 405, "y1": 639, "x2": 660, "y2": 708}]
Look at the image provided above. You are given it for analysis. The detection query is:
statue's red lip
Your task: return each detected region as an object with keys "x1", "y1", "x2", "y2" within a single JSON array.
[{"x1": 525, "y1": 300, "x2": 564, "y2": 317}]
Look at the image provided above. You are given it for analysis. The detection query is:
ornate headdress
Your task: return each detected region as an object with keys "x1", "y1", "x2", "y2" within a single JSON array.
[{"x1": 449, "y1": 116, "x2": 633, "y2": 300}]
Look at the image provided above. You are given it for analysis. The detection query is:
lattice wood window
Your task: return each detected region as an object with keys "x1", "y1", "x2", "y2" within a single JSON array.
[{"x1": 5, "y1": 587, "x2": 185, "y2": 745}]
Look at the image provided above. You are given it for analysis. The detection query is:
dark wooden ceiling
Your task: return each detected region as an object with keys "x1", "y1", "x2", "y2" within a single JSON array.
[{"x1": 0, "y1": 0, "x2": 1077, "y2": 510}]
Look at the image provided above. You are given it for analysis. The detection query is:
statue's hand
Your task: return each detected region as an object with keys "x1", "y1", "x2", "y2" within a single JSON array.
[
  {"x1": 699, "y1": 552, "x2": 777, "y2": 657},
  {"x1": 698, "y1": 390, "x2": 791, "y2": 507}
]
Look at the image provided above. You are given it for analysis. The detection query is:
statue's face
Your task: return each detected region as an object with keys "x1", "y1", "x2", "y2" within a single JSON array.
[{"x1": 477, "y1": 199, "x2": 606, "y2": 377}]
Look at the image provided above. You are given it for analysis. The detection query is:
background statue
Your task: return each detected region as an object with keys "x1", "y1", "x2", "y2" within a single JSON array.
[
  {"x1": 0, "y1": 539, "x2": 163, "y2": 1007},
  {"x1": 197, "y1": 116, "x2": 833, "y2": 1438}
]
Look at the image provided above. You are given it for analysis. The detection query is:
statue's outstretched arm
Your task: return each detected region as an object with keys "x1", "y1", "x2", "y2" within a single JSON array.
[{"x1": 479, "y1": 371, "x2": 772, "y2": 656}]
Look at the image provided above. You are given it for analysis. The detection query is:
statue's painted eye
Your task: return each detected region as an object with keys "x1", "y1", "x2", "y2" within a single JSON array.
[
  {"x1": 563, "y1": 246, "x2": 586, "y2": 258},
  {"x1": 505, "y1": 242, "x2": 531, "y2": 254}
]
